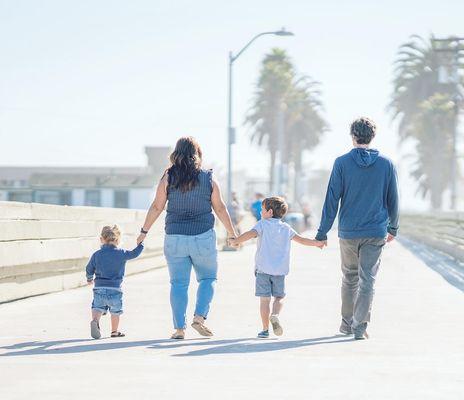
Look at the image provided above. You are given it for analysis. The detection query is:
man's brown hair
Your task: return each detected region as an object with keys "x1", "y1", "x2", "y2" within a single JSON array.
[{"x1": 262, "y1": 196, "x2": 288, "y2": 219}]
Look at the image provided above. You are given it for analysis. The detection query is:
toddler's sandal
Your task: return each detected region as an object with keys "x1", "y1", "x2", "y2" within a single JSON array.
[
  {"x1": 90, "y1": 320, "x2": 101, "y2": 339},
  {"x1": 111, "y1": 331, "x2": 125, "y2": 337}
]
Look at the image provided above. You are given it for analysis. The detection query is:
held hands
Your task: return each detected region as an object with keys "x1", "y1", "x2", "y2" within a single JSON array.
[
  {"x1": 87, "y1": 280, "x2": 94, "y2": 286},
  {"x1": 228, "y1": 237, "x2": 239, "y2": 247},
  {"x1": 315, "y1": 240, "x2": 327, "y2": 249},
  {"x1": 137, "y1": 233, "x2": 146, "y2": 245}
]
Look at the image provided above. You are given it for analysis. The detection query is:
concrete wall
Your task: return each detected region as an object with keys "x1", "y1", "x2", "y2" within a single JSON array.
[
  {"x1": 0, "y1": 201, "x2": 166, "y2": 303},
  {"x1": 0, "y1": 200, "x2": 256, "y2": 303},
  {"x1": 401, "y1": 212, "x2": 464, "y2": 261}
]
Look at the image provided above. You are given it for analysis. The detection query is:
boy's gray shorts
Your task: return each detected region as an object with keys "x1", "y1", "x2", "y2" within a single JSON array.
[{"x1": 255, "y1": 272, "x2": 286, "y2": 298}]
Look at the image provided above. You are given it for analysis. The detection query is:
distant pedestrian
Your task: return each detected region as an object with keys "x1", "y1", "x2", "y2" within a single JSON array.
[
  {"x1": 315, "y1": 117, "x2": 399, "y2": 340},
  {"x1": 301, "y1": 202, "x2": 312, "y2": 230},
  {"x1": 228, "y1": 192, "x2": 244, "y2": 235},
  {"x1": 251, "y1": 192, "x2": 264, "y2": 221},
  {"x1": 86, "y1": 225, "x2": 144, "y2": 339},
  {"x1": 137, "y1": 137, "x2": 237, "y2": 340},
  {"x1": 230, "y1": 196, "x2": 324, "y2": 338}
]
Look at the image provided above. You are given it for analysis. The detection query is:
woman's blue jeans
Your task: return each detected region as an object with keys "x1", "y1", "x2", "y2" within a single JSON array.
[{"x1": 164, "y1": 229, "x2": 218, "y2": 329}]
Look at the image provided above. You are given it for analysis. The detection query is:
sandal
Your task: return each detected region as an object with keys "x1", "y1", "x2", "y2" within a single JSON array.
[
  {"x1": 191, "y1": 321, "x2": 213, "y2": 337},
  {"x1": 111, "y1": 331, "x2": 125, "y2": 337},
  {"x1": 90, "y1": 320, "x2": 101, "y2": 339},
  {"x1": 170, "y1": 332, "x2": 185, "y2": 340}
]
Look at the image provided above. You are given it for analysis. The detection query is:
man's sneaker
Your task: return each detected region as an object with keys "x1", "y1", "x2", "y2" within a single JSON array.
[
  {"x1": 339, "y1": 320, "x2": 352, "y2": 335},
  {"x1": 270, "y1": 314, "x2": 283, "y2": 336},
  {"x1": 90, "y1": 320, "x2": 101, "y2": 339},
  {"x1": 353, "y1": 323, "x2": 369, "y2": 340},
  {"x1": 257, "y1": 330, "x2": 269, "y2": 338},
  {"x1": 354, "y1": 330, "x2": 369, "y2": 340}
]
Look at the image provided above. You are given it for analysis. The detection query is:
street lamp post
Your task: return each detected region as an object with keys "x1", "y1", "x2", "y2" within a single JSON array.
[{"x1": 226, "y1": 28, "x2": 294, "y2": 205}]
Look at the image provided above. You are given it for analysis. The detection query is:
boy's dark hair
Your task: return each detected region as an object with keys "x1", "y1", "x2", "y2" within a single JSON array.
[
  {"x1": 350, "y1": 117, "x2": 376, "y2": 144},
  {"x1": 262, "y1": 196, "x2": 288, "y2": 219}
]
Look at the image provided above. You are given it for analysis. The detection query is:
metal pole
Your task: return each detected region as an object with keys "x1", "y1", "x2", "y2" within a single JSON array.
[
  {"x1": 432, "y1": 37, "x2": 464, "y2": 210},
  {"x1": 451, "y1": 98, "x2": 459, "y2": 210},
  {"x1": 227, "y1": 52, "x2": 234, "y2": 206},
  {"x1": 276, "y1": 104, "x2": 285, "y2": 195}
]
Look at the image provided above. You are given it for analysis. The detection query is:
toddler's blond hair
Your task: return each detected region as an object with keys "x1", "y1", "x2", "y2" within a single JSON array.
[{"x1": 101, "y1": 225, "x2": 121, "y2": 245}]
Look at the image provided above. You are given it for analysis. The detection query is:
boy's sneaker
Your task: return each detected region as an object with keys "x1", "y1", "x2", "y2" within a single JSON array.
[
  {"x1": 270, "y1": 314, "x2": 283, "y2": 336},
  {"x1": 90, "y1": 320, "x2": 101, "y2": 339},
  {"x1": 257, "y1": 330, "x2": 269, "y2": 338}
]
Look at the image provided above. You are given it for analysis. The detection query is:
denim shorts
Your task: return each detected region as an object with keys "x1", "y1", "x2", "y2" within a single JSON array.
[
  {"x1": 255, "y1": 272, "x2": 286, "y2": 298},
  {"x1": 91, "y1": 288, "x2": 123, "y2": 315}
]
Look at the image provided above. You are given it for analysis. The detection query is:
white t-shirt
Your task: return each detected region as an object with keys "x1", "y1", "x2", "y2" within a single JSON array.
[{"x1": 252, "y1": 218, "x2": 296, "y2": 276}]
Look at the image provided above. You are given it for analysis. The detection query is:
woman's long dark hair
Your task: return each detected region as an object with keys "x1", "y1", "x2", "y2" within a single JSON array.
[{"x1": 167, "y1": 137, "x2": 203, "y2": 192}]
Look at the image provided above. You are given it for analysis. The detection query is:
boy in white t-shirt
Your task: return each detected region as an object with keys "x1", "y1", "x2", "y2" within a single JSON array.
[{"x1": 229, "y1": 196, "x2": 325, "y2": 338}]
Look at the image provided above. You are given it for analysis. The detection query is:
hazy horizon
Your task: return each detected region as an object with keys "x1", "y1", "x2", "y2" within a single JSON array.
[{"x1": 1, "y1": 0, "x2": 463, "y2": 210}]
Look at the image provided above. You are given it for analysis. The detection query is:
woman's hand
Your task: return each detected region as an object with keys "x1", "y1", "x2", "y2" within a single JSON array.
[
  {"x1": 137, "y1": 233, "x2": 146, "y2": 245},
  {"x1": 228, "y1": 237, "x2": 239, "y2": 247}
]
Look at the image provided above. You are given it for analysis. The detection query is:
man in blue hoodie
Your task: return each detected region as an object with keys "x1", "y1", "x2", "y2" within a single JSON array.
[{"x1": 315, "y1": 117, "x2": 399, "y2": 340}]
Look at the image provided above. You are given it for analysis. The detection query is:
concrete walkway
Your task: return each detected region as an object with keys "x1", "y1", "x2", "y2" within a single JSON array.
[{"x1": 1, "y1": 235, "x2": 463, "y2": 399}]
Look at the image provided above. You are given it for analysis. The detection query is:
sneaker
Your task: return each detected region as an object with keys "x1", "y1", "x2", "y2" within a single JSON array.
[
  {"x1": 90, "y1": 320, "x2": 101, "y2": 339},
  {"x1": 354, "y1": 330, "x2": 369, "y2": 340},
  {"x1": 339, "y1": 320, "x2": 352, "y2": 335},
  {"x1": 270, "y1": 314, "x2": 283, "y2": 336},
  {"x1": 353, "y1": 323, "x2": 369, "y2": 340},
  {"x1": 257, "y1": 330, "x2": 269, "y2": 338}
]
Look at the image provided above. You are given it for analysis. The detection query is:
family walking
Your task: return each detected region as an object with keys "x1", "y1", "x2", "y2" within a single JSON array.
[{"x1": 85, "y1": 116, "x2": 399, "y2": 341}]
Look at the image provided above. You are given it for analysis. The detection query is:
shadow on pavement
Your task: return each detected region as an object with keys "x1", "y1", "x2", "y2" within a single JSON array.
[
  {"x1": 0, "y1": 335, "x2": 354, "y2": 357},
  {"x1": 168, "y1": 334, "x2": 354, "y2": 357},
  {"x1": 0, "y1": 337, "x2": 207, "y2": 356}
]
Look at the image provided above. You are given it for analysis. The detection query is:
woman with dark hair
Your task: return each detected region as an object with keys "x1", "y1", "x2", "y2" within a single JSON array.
[{"x1": 137, "y1": 137, "x2": 237, "y2": 339}]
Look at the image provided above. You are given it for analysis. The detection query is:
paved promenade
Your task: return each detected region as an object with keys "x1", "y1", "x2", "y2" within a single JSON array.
[{"x1": 1, "y1": 235, "x2": 463, "y2": 399}]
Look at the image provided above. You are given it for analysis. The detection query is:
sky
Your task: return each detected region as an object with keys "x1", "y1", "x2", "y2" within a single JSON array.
[{"x1": 0, "y1": 0, "x2": 463, "y2": 208}]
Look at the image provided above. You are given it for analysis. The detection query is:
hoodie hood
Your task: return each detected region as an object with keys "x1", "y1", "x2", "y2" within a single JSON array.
[{"x1": 350, "y1": 148, "x2": 379, "y2": 168}]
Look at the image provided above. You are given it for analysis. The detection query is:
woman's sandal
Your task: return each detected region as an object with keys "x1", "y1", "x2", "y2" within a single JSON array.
[
  {"x1": 170, "y1": 332, "x2": 185, "y2": 340},
  {"x1": 191, "y1": 321, "x2": 213, "y2": 337},
  {"x1": 111, "y1": 331, "x2": 125, "y2": 338}
]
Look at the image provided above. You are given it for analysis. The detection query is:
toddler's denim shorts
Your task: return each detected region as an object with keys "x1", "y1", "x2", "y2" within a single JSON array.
[
  {"x1": 91, "y1": 288, "x2": 123, "y2": 315},
  {"x1": 255, "y1": 272, "x2": 286, "y2": 298}
]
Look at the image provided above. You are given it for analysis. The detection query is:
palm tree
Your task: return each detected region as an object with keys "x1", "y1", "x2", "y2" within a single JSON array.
[
  {"x1": 285, "y1": 78, "x2": 328, "y2": 198},
  {"x1": 245, "y1": 48, "x2": 328, "y2": 193},
  {"x1": 389, "y1": 34, "x2": 461, "y2": 138},
  {"x1": 409, "y1": 93, "x2": 456, "y2": 209},
  {"x1": 245, "y1": 48, "x2": 294, "y2": 189},
  {"x1": 390, "y1": 34, "x2": 463, "y2": 208}
]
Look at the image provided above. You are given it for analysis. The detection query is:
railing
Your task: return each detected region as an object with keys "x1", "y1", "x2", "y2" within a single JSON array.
[
  {"x1": 0, "y1": 201, "x2": 166, "y2": 303},
  {"x1": 400, "y1": 212, "x2": 464, "y2": 261}
]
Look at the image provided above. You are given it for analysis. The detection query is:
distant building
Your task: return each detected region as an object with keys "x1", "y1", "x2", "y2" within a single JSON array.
[{"x1": 0, "y1": 147, "x2": 170, "y2": 209}]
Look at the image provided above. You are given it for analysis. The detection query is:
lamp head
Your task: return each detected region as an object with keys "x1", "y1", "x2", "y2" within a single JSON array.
[{"x1": 274, "y1": 28, "x2": 294, "y2": 36}]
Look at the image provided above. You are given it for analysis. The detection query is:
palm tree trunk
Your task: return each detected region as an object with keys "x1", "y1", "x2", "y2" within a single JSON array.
[{"x1": 269, "y1": 150, "x2": 276, "y2": 193}]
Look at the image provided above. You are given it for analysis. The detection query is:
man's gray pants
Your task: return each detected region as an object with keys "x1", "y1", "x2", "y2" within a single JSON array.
[{"x1": 339, "y1": 237, "x2": 386, "y2": 333}]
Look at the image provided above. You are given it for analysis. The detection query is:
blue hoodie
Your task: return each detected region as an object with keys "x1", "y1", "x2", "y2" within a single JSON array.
[
  {"x1": 85, "y1": 243, "x2": 144, "y2": 289},
  {"x1": 316, "y1": 148, "x2": 399, "y2": 241}
]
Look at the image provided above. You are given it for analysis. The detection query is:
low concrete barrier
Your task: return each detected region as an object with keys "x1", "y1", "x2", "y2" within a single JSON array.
[
  {"x1": 0, "y1": 201, "x2": 256, "y2": 303},
  {"x1": 0, "y1": 201, "x2": 166, "y2": 303},
  {"x1": 400, "y1": 212, "x2": 464, "y2": 261}
]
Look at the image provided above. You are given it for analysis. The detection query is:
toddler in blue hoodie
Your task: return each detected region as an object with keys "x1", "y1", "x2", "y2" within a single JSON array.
[{"x1": 86, "y1": 225, "x2": 144, "y2": 339}]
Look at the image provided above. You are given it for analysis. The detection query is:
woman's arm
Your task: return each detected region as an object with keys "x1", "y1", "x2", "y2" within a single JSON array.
[
  {"x1": 211, "y1": 179, "x2": 237, "y2": 238},
  {"x1": 136, "y1": 174, "x2": 168, "y2": 244}
]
